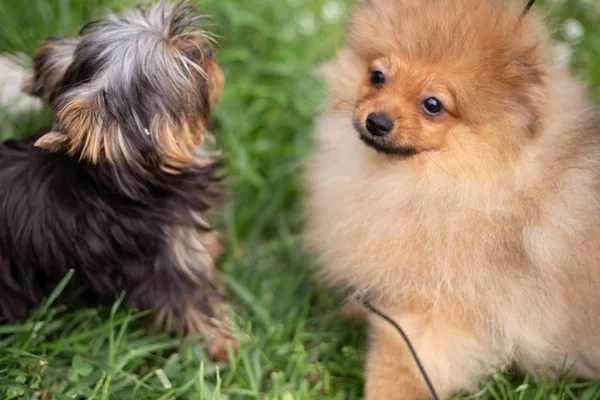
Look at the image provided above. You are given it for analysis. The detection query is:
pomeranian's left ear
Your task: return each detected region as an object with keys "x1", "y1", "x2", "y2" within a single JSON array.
[{"x1": 22, "y1": 38, "x2": 78, "y2": 102}]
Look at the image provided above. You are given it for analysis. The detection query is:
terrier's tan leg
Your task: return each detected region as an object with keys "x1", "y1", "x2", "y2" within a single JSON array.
[{"x1": 140, "y1": 227, "x2": 238, "y2": 363}]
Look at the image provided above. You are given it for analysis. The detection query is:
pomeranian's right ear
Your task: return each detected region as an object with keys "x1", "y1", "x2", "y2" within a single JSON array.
[{"x1": 22, "y1": 38, "x2": 78, "y2": 102}]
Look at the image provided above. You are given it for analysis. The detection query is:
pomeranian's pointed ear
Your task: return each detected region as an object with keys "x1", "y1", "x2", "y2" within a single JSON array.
[
  {"x1": 34, "y1": 131, "x2": 69, "y2": 152},
  {"x1": 22, "y1": 38, "x2": 78, "y2": 102}
]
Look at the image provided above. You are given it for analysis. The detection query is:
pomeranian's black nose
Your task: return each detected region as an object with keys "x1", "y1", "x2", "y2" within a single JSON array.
[{"x1": 366, "y1": 113, "x2": 394, "y2": 136}]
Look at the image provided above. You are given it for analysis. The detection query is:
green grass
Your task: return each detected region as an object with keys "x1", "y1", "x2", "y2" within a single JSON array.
[{"x1": 0, "y1": 0, "x2": 599, "y2": 399}]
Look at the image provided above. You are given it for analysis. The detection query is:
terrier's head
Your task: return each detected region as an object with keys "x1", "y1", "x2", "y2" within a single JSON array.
[{"x1": 23, "y1": 0, "x2": 224, "y2": 174}]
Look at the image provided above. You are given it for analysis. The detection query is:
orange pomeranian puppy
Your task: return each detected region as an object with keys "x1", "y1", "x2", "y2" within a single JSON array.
[{"x1": 304, "y1": 0, "x2": 600, "y2": 398}]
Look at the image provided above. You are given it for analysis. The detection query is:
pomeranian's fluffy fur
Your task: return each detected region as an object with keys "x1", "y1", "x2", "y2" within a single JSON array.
[{"x1": 305, "y1": 0, "x2": 600, "y2": 398}]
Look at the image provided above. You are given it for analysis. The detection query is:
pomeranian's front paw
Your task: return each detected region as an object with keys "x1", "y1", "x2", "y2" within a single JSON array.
[
  {"x1": 364, "y1": 371, "x2": 429, "y2": 400},
  {"x1": 364, "y1": 382, "x2": 424, "y2": 400}
]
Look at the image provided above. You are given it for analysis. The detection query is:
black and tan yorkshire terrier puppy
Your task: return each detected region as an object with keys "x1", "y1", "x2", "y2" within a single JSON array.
[
  {"x1": 0, "y1": 1, "x2": 237, "y2": 361},
  {"x1": 306, "y1": 0, "x2": 600, "y2": 398}
]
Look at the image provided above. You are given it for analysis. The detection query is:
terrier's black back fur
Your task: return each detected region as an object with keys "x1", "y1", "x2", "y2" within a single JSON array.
[{"x1": 0, "y1": 128, "x2": 222, "y2": 320}]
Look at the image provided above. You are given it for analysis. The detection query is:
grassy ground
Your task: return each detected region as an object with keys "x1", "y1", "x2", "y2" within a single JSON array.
[{"x1": 0, "y1": 0, "x2": 599, "y2": 399}]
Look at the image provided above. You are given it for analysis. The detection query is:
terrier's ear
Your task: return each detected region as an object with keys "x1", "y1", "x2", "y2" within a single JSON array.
[
  {"x1": 34, "y1": 131, "x2": 69, "y2": 152},
  {"x1": 22, "y1": 38, "x2": 78, "y2": 102},
  {"x1": 37, "y1": 92, "x2": 140, "y2": 165}
]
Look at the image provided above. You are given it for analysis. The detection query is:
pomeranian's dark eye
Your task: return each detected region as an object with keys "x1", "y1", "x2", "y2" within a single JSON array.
[
  {"x1": 422, "y1": 97, "x2": 443, "y2": 116},
  {"x1": 370, "y1": 70, "x2": 386, "y2": 86}
]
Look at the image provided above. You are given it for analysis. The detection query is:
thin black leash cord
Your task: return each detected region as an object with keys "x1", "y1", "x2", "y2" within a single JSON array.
[
  {"x1": 361, "y1": 300, "x2": 441, "y2": 400},
  {"x1": 524, "y1": 0, "x2": 537, "y2": 14}
]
